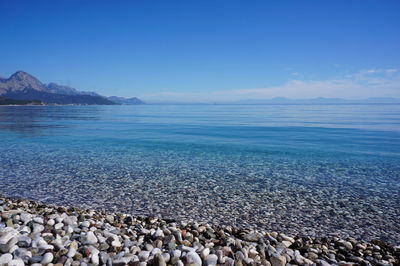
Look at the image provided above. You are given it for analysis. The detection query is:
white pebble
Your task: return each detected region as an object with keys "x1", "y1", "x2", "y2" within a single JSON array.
[
  {"x1": 19, "y1": 213, "x2": 32, "y2": 223},
  {"x1": 201, "y1": 247, "x2": 210, "y2": 259},
  {"x1": 85, "y1": 231, "x2": 98, "y2": 244},
  {"x1": 186, "y1": 252, "x2": 202, "y2": 266},
  {"x1": 54, "y1": 223, "x2": 63, "y2": 230},
  {"x1": 67, "y1": 247, "x2": 76, "y2": 258},
  {"x1": 0, "y1": 253, "x2": 13, "y2": 265},
  {"x1": 33, "y1": 217, "x2": 44, "y2": 224},
  {"x1": 81, "y1": 221, "x2": 90, "y2": 228},
  {"x1": 41, "y1": 252, "x2": 54, "y2": 265},
  {"x1": 91, "y1": 253, "x2": 99, "y2": 265},
  {"x1": 7, "y1": 259, "x2": 25, "y2": 266}
]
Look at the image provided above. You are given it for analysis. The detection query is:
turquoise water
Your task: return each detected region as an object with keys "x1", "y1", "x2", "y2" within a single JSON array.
[{"x1": 0, "y1": 104, "x2": 399, "y2": 243}]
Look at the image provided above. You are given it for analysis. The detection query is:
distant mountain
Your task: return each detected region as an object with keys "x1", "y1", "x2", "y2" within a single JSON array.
[
  {"x1": 0, "y1": 71, "x2": 143, "y2": 105},
  {"x1": 230, "y1": 97, "x2": 400, "y2": 104},
  {"x1": 46, "y1": 82, "x2": 102, "y2": 97},
  {"x1": 0, "y1": 71, "x2": 46, "y2": 94},
  {"x1": 107, "y1": 96, "x2": 145, "y2": 105},
  {"x1": 148, "y1": 97, "x2": 400, "y2": 105}
]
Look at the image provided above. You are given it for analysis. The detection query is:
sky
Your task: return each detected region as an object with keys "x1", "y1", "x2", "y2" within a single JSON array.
[{"x1": 0, "y1": 0, "x2": 399, "y2": 102}]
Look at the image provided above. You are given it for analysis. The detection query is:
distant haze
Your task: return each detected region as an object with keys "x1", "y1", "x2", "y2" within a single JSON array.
[
  {"x1": 1, "y1": 1, "x2": 399, "y2": 102},
  {"x1": 142, "y1": 69, "x2": 400, "y2": 103}
]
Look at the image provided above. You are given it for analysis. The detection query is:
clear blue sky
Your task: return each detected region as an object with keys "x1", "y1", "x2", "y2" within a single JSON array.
[{"x1": 1, "y1": 0, "x2": 399, "y2": 102}]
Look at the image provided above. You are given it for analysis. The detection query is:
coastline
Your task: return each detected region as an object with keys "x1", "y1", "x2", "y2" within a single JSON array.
[{"x1": 0, "y1": 196, "x2": 398, "y2": 266}]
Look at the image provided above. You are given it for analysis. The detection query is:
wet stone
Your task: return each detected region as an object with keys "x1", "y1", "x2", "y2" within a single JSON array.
[
  {"x1": 29, "y1": 255, "x2": 43, "y2": 264},
  {"x1": 17, "y1": 235, "x2": 31, "y2": 248}
]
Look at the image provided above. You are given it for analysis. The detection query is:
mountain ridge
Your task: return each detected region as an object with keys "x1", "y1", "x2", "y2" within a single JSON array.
[
  {"x1": 147, "y1": 97, "x2": 400, "y2": 105},
  {"x1": 108, "y1": 96, "x2": 144, "y2": 105},
  {"x1": 0, "y1": 71, "x2": 144, "y2": 105},
  {"x1": 0, "y1": 71, "x2": 47, "y2": 94}
]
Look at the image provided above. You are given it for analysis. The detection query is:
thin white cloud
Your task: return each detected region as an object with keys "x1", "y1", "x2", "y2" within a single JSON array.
[
  {"x1": 385, "y1": 69, "x2": 398, "y2": 73},
  {"x1": 140, "y1": 68, "x2": 400, "y2": 102}
]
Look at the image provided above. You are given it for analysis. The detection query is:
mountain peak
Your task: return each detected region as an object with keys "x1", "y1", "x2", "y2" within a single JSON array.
[
  {"x1": 10, "y1": 70, "x2": 33, "y2": 80},
  {"x1": 8, "y1": 71, "x2": 45, "y2": 90},
  {"x1": 0, "y1": 70, "x2": 47, "y2": 94}
]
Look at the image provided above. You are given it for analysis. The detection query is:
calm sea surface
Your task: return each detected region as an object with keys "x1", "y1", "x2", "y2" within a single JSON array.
[{"x1": 0, "y1": 104, "x2": 399, "y2": 242}]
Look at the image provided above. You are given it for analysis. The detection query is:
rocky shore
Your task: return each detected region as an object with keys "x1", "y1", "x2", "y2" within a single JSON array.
[{"x1": 0, "y1": 196, "x2": 399, "y2": 266}]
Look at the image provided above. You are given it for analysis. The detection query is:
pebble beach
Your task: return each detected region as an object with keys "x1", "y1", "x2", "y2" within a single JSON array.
[
  {"x1": 1, "y1": 105, "x2": 400, "y2": 265},
  {"x1": 0, "y1": 196, "x2": 399, "y2": 266},
  {"x1": 2, "y1": 0, "x2": 400, "y2": 265}
]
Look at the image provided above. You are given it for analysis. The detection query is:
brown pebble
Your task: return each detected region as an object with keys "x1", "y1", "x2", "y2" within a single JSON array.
[
  {"x1": 83, "y1": 247, "x2": 90, "y2": 257},
  {"x1": 182, "y1": 240, "x2": 191, "y2": 246}
]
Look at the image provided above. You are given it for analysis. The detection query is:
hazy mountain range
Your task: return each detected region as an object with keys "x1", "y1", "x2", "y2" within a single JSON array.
[
  {"x1": 229, "y1": 97, "x2": 400, "y2": 104},
  {"x1": 0, "y1": 71, "x2": 144, "y2": 105},
  {"x1": 147, "y1": 97, "x2": 400, "y2": 105},
  {"x1": 1, "y1": 71, "x2": 398, "y2": 106}
]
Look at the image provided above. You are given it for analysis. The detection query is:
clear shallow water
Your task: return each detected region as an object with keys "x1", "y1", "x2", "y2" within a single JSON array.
[{"x1": 0, "y1": 104, "x2": 399, "y2": 243}]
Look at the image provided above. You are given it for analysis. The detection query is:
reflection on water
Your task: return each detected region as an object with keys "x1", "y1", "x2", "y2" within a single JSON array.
[
  {"x1": 0, "y1": 104, "x2": 399, "y2": 243},
  {"x1": 0, "y1": 106, "x2": 102, "y2": 135}
]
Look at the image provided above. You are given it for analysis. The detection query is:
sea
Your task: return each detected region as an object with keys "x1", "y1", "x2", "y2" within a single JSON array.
[{"x1": 0, "y1": 104, "x2": 399, "y2": 243}]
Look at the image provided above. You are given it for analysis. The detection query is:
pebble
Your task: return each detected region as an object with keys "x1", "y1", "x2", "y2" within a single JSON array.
[
  {"x1": 17, "y1": 235, "x2": 31, "y2": 248},
  {"x1": 153, "y1": 228, "x2": 164, "y2": 238},
  {"x1": 0, "y1": 196, "x2": 398, "y2": 266},
  {"x1": 91, "y1": 253, "x2": 99, "y2": 264},
  {"x1": 63, "y1": 216, "x2": 77, "y2": 225},
  {"x1": 0, "y1": 253, "x2": 13, "y2": 265},
  {"x1": 19, "y1": 213, "x2": 32, "y2": 223},
  {"x1": 41, "y1": 252, "x2": 54, "y2": 265},
  {"x1": 174, "y1": 260, "x2": 184, "y2": 266},
  {"x1": 7, "y1": 259, "x2": 25, "y2": 266},
  {"x1": 343, "y1": 241, "x2": 354, "y2": 250},
  {"x1": 201, "y1": 247, "x2": 210, "y2": 259},
  {"x1": 33, "y1": 217, "x2": 44, "y2": 224},
  {"x1": 54, "y1": 223, "x2": 63, "y2": 230},
  {"x1": 243, "y1": 232, "x2": 263, "y2": 242},
  {"x1": 270, "y1": 254, "x2": 286, "y2": 266},
  {"x1": 85, "y1": 231, "x2": 98, "y2": 244},
  {"x1": 81, "y1": 221, "x2": 90, "y2": 228},
  {"x1": 138, "y1": 250, "x2": 150, "y2": 261},
  {"x1": 0, "y1": 236, "x2": 18, "y2": 253},
  {"x1": 32, "y1": 224, "x2": 44, "y2": 233},
  {"x1": 186, "y1": 251, "x2": 202, "y2": 266},
  {"x1": 67, "y1": 247, "x2": 76, "y2": 258},
  {"x1": 154, "y1": 253, "x2": 166, "y2": 266},
  {"x1": 105, "y1": 215, "x2": 114, "y2": 224},
  {"x1": 172, "y1": 250, "x2": 181, "y2": 259},
  {"x1": 204, "y1": 254, "x2": 218, "y2": 266}
]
